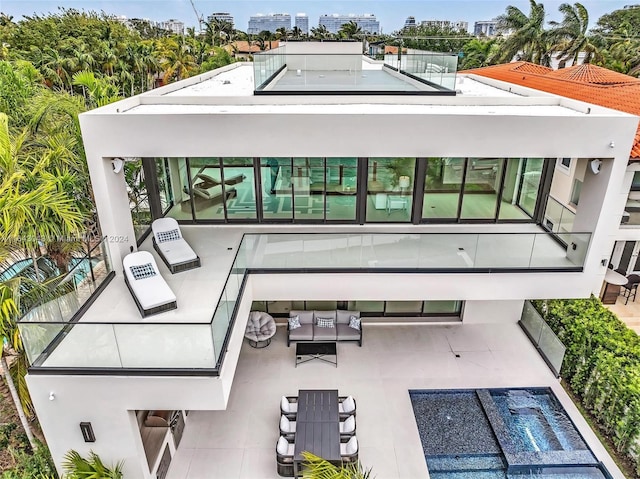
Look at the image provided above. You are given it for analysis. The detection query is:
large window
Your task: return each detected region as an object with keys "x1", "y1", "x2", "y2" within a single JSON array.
[
  {"x1": 251, "y1": 300, "x2": 463, "y2": 319},
  {"x1": 154, "y1": 157, "x2": 546, "y2": 225},
  {"x1": 423, "y1": 157, "x2": 545, "y2": 223},
  {"x1": 366, "y1": 158, "x2": 416, "y2": 223}
]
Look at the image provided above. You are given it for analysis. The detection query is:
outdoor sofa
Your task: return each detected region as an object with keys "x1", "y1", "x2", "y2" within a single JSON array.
[
  {"x1": 123, "y1": 250, "x2": 177, "y2": 317},
  {"x1": 151, "y1": 218, "x2": 201, "y2": 274},
  {"x1": 287, "y1": 310, "x2": 362, "y2": 346}
]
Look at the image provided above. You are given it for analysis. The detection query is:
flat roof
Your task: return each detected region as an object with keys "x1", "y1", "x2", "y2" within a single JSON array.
[
  {"x1": 162, "y1": 63, "x2": 521, "y2": 98},
  {"x1": 123, "y1": 103, "x2": 585, "y2": 116}
]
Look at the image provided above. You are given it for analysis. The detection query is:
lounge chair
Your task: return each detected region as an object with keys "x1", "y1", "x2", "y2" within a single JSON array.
[
  {"x1": 123, "y1": 251, "x2": 177, "y2": 317},
  {"x1": 152, "y1": 218, "x2": 201, "y2": 274}
]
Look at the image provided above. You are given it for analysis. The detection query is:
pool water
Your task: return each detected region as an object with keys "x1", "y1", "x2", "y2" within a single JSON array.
[{"x1": 410, "y1": 388, "x2": 610, "y2": 478}]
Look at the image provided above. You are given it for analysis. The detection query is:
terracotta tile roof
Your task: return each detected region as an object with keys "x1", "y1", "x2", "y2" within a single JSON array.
[{"x1": 462, "y1": 62, "x2": 640, "y2": 158}]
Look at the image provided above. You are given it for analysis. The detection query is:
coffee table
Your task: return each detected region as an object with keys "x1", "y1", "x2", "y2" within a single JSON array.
[{"x1": 295, "y1": 342, "x2": 337, "y2": 367}]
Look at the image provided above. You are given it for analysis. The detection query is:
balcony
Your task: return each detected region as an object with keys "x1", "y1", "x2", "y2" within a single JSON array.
[
  {"x1": 253, "y1": 46, "x2": 457, "y2": 94},
  {"x1": 18, "y1": 229, "x2": 590, "y2": 375}
]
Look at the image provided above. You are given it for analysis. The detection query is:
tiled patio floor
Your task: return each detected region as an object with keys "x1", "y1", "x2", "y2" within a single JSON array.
[
  {"x1": 605, "y1": 295, "x2": 640, "y2": 334},
  {"x1": 165, "y1": 322, "x2": 620, "y2": 479}
]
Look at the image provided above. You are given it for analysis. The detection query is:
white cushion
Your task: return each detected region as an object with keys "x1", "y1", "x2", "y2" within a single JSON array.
[
  {"x1": 280, "y1": 415, "x2": 295, "y2": 433},
  {"x1": 123, "y1": 251, "x2": 176, "y2": 310},
  {"x1": 157, "y1": 238, "x2": 198, "y2": 265},
  {"x1": 280, "y1": 396, "x2": 289, "y2": 413},
  {"x1": 339, "y1": 396, "x2": 356, "y2": 414},
  {"x1": 340, "y1": 436, "x2": 358, "y2": 455},
  {"x1": 340, "y1": 415, "x2": 355, "y2": 434},
  {"x1": 276, "y1": 436, "x2": 290, "y2": 455}
]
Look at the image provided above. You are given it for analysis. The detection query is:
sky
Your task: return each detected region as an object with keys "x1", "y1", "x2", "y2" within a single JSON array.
[{"x1": 0, "y1": 0, "x2": 632, "y2": 33}]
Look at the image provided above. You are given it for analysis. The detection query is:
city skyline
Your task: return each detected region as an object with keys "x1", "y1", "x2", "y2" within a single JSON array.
[{"x1": 1, "y1": 0, "x2": 632, "y2": 33}]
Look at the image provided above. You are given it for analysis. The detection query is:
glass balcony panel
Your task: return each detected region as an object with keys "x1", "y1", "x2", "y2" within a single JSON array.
[
  {"x1": 475, "y1": 234, "x2": 535, "y2": 268},
  {"x1": 520, "y1": 301, "x2": 544, "y2": 344},
  {"x1": 18, "y1": 322, "x2": 66, "y2": 366},
  {"x1": 40, "y1": 323, "x2": 122, "y2": 369},
  {"x1": 538, "y1": 325, "x2": 566, "y2": 375},
  {"x1": 113, "y1": 323, "x2": 214, "y2": 369},
  {"x1": 417, "y1": 234, "x2": 479, "y2": 268}
]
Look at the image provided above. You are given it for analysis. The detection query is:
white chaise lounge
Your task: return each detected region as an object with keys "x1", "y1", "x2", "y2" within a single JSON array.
[
  {"x1": 151, "y1": 218, "x2": 201, "y2": 274},
  {"x1": 123, "y1": 251, "x2": 177, "y2": 317}
]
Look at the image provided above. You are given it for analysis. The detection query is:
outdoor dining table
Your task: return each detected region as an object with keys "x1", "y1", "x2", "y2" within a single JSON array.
[{"x1": 293, "y1": 389, "x2": 341, "y2": 478}]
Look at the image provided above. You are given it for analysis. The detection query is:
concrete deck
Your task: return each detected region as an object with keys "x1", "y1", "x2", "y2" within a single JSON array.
[{"x1": 165, "y1": 322, "x2": 621, "y2": 479}]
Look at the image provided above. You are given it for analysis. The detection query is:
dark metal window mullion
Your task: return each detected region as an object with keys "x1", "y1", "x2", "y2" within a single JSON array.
[
  {"x1": 412, "y1": 158, "x2": 427, "y2": 224},
  {"x1": 254, "y1": 157, "x2": 264, "y2": 223},
  {"x1": 494, "y1": 157, "x2": 509, "y2": 221},
  {"x1": 185, "y1": 158, "x2": 196, "y2": 222},
  {"x1": 456, "y1": 158, "x2": 469, "y2": 221},
  {"x1": 356, "y1": 158, "x2": 368, "y2": 225}
]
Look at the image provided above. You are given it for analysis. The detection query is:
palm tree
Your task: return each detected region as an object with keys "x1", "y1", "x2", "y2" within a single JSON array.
[
  {"x1": 291, "y1": 26, "x2": 303, "y2": 40},
  {"x1": 0, "y1": 283, "x2": 36, "y2": 450},
  {"x1": 206, "y1": 18, "x2": 234, "y2": 47},
  {"x1": 310, "y1": 25, "x2": 330, "y2": 41},
  {"x1": 63, "y1": 450, "x2": 123, "y2": 479},
  {"x1": 549, "y1": 2, "x2": 603, "y2": 66},
  {"x1": 607, "y1": 24, "x2": 640, "y2": 75},
  {"x1": 275, "y1": 27, "x2": 289, "y2": 41},
  {"x1": 461, "y1": 38, "x2": 499, "y2": 69},
  {"x1": 496, "y1": 0, "x2": 550, "y2": 65},
  {"x1": 301, "y1": 452, "x2": 372, "y2": 478},
  {"x1": 159, "y1": 36, "x2": 197, "y2": 81},
  {"x1": 339, "y1": 21, "x2": 362, "y2": 40}
]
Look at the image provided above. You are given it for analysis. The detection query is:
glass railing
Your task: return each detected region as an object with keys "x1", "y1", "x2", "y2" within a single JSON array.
[
  {"x1": 239, "y1": 232, "x2": 590, "y2": 271},
  {"x1": 543, "y1": 196, "x2": 576, "y2": 235},
  {"x1": 18, "y1": 237, "x2": 114, "y2": 365},
  {"x1": 519, "y1": 301, "x2": 566, "y2": 377},
  {"x1": 254, "y1": 49, "x2": 457, "y2": 93},
  {"x1": 384, "y1": 52, "x2": 458, "y2": 90},
  {"x1": 253, "y1": 45, "x2": 286, "y2": 90},
  {"x1": 20, "y1": 231, "x2": 589, "y2": 373}
]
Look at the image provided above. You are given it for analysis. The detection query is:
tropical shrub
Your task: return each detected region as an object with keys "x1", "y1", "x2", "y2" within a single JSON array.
[
  {"x1": 0, "y1": 437, "x2": 58, "y2": 479},
  {"x1": 532, "y1": 297, "x2": 640, "y2": 475},
  {"x1": 62, "y1": 450, "x2": 123, "y2": 479}
]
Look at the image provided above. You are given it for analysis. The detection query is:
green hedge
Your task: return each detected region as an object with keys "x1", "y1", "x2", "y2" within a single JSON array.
[{"x1": 532, "y1": 297, "x2": 640, "y2": 475}]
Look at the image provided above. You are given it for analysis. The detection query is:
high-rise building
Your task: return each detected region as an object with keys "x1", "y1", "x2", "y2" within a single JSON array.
[
  {"x1": 208, "y1": 12, "x2": 234, "y2": 28},
  {"x1": 420, "y1": 20, "x2": 468, "y2": 32},
  {"x1": 158, "y1": 19, "x2": 185, "y2": 35},
  {"x1": 403, "y1": 16, "x2": 417, "y2": 30},
  {"x1": 295, "y1": 13, "x2": 309, "y2": 34},
  {"x1": 248, "y1": 13, "x2": 291, "y2": 34},
  {"x1": 318, "y1": 13, "x2": 380, "y2": 34},
  {"x1": 474, "y1": 19, "x2": 499, "y2": 36}
]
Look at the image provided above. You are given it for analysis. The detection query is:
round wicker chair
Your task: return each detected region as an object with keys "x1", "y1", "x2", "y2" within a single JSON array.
[{"x1": 245, "y1": 311, "x2": 277, "y2": 348}]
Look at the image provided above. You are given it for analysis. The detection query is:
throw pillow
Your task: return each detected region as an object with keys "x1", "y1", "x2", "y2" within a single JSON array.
[
  {"x1": 156, "y1": 228, "x2": 181, "y2": 243},
  {"x1": 348, "y1": 315, "x2": 361, "y2": 331},
  {"x1": 129, "y1": 263, "x2": 157, "y2": 280},
  {"x1": 288, "y1": 315, "x2": 301, "y2": 330},
  {"x1": 316, "y1": 317, "x2": 335, "y2": 328}
]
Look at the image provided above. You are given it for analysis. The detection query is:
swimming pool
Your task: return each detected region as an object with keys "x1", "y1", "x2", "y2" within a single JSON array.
[{"x1": 409, "y1": 388, "x2": 611, "y2": 478}]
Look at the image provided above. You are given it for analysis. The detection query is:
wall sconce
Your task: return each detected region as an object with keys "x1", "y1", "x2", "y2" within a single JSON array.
[
  {"x1": 49, "y1": 392, "x2": 55, "y2": 401},
  {"x1": 609, "y1": 141, "x2": 615, "y2": 148},
  {"x1": 80, "y1": 422, "x2": 96, "y2": 443},
  {"x1": 111, "y1": 158, "x2": 124, "y2": 174},
  {"x1": 589, "y1": 159, "x2": 602, "y2": 175}
]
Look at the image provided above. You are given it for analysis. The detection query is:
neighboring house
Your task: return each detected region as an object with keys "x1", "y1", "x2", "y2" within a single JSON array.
[
  {"x1": 466, "y1": 61, "x2": 640, "y2": 277},
  {"x1": 226, "y1": 40, "x2": 281, "y2": 59},
  {"x1": 20, "y1": 43, "x2": 639, "y2": 479}
]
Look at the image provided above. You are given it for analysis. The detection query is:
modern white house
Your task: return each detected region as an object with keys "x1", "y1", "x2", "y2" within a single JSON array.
[{"x1": 19, "y1": 43, "x2": 639, "y2": 479}]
